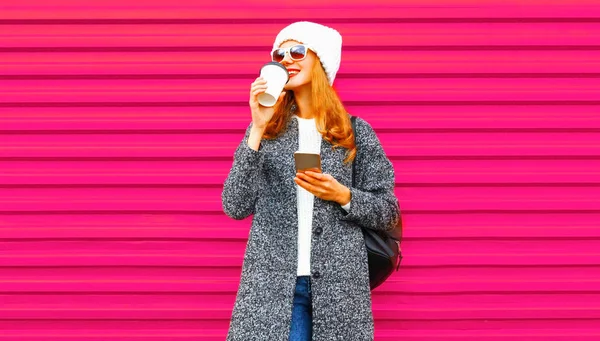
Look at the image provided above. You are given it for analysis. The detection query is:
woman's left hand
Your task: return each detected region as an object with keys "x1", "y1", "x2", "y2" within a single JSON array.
[{"x1": 294, "y1": 169, "x2": 351, "y2": 205}]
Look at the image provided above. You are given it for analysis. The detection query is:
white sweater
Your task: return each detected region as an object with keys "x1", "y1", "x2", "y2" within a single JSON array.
[{"x1": 294, "y1": 114, "x2": 351, "y2": 276}]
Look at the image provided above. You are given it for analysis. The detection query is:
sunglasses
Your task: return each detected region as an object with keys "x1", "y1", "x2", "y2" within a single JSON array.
[{"x1": 271, "y1": 44, "x2": 313, "y2": 63}]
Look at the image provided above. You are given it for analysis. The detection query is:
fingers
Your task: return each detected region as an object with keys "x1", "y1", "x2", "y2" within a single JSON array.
[
  {"x1": 294, "y1": 176, "x2": 320, "y2": 196},
  {"x1": 296, "y1": 171, "x2": 332, "y2": 186},
  {"x1": 250, "y1": 78, "x2": 268, "y2": 97},
  {"x1": 294, "y1": 175, "x2": 310, "y2": 188},
  {"x1": 251, "y1": 77, "x2": 267, "y2": 86},
  {"x1": 296, "y1": 172, "x2": 317, "y2": 186},
  {"x1": 250, "y1": 77, "x2": 288, "y2": 106},
  {"x1": 294, "y1": 173, "x2": 333, "y2": 200},
  {"x1": 295, "y1": 171, "x2": 340, "y2": 202},
  {"x1": 304, "y1": 170, "x2": 325, "y2": 180}
]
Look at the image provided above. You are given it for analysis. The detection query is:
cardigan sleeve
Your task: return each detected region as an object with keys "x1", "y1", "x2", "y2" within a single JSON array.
[
  {"x1": 221, "y1": 121, "x2": 264, "y2": 220},
  {"x1": 340, "y1": 200, "x2": 351, "y2": 212},
  {"x1": 339, "y1": 117, "x2": 400, "y2": 232}
]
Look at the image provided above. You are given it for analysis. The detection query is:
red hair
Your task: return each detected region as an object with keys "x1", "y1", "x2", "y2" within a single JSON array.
[{"x1": 261, "y1": 56, "x2": 357, "y2": 164}]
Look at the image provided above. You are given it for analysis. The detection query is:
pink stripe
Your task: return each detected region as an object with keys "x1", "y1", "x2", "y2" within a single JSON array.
[
  {"x1": 1, "y1": 50, "x2": 596, "y2": 68},
  {"x1": 1, "y1": 212, "x2": 598, "y2": 238},
  {"x1": 2, "y1": 159, "x2": 598, "y2": 185},
  {"x1": 2, "y1": 78, "x2": 599, "y2": 102},
  {"x1": 2, "y1": 239, "x2": 599, "y2": 255},
  {"x1": 2, "y1": 132, "x2": 598, "y2": 156},
  {"x1": 3, "y1": 23, "x2": 600, "y2": 46},
  {"x1": 3, "y1": 2, "x2": 600, "y2": 19},
  {"x1": 1, "y1": 187, "x2": 598, "y2": 210},
  {"x1": 2, "y1": 252, "x2": 599, "y2": 267},
  {"x1": 1, "y1": 105, "x2": 598, "y2": 130}
]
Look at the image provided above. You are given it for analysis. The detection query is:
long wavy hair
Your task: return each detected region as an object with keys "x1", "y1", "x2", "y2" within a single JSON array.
[{"x1": 261, "y1": 55, "x2": 357, "y2": 164}]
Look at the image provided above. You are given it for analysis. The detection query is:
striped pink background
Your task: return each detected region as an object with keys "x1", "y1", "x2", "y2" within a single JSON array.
[{"x1": 1, "y1": 0, "x2": 599, "y2": 340}]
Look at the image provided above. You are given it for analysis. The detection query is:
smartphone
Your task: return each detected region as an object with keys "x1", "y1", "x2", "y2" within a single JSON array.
[{"x1": 294, "y1": 152, "x2": 321, "y2": 172}]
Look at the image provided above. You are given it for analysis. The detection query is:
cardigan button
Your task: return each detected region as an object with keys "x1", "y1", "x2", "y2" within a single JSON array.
[
  {"x1": 314, "y1": 227, "x2": 323, "y2": 235},
  {"x1": 313, "y1": 271, "x2": 321, "y2": 279}
]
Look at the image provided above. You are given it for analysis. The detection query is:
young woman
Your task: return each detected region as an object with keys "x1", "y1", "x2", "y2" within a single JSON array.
[{"x1": 222, "y1": 21, "x2": 400, "y2": 341}]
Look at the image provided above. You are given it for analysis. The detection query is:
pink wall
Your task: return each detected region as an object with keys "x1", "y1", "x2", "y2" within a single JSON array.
[{"x1": 1, "y1": 0, "x2": 600, "y2": 340}]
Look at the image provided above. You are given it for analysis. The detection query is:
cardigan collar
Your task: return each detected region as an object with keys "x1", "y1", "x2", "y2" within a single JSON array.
[{"x1": 285, "y1": 111, "x2": 337, "y2": 176}]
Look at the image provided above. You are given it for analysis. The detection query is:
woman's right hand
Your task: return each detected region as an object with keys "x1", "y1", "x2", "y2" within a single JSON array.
[{"x1": 249, "y1": 77, "x2": 286, "y2": 129}]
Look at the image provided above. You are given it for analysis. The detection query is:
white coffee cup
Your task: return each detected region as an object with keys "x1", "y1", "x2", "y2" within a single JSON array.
[{"x1": 257, "y1": 62, "x2": 289, "y2": 107}]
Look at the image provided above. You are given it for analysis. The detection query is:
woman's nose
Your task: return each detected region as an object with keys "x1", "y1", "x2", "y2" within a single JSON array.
[{"x1": 281, "y1": 52, "x2": 294, "y2": 64}]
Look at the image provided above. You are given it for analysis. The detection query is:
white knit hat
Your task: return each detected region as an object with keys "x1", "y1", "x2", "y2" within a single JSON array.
[{"x1": 272, "y1": 21, "x2": 342, "y2": 86}]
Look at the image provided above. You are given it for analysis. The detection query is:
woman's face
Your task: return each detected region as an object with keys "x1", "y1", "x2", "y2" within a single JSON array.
[{"x1": 276, "y1": 40, "x2": 316, "y2": 91}]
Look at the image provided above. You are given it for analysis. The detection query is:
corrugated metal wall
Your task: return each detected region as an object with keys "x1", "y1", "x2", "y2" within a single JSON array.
[{"x1": 1, "y1": 0, "x2": 599, "y2": 340}]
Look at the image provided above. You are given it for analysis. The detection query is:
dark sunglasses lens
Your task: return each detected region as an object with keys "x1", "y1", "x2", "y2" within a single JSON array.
[
  {"x1": 290, "y1": 45, "x2": 307, "y2": 60},
  {"x1": 272, "y1": 49, "x2": 285, "y2": 62}
]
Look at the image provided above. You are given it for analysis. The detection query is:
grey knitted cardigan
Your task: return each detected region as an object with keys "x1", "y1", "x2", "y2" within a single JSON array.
[{"x1": 221, "y1": 112, "x2": 400, "y2": 341}]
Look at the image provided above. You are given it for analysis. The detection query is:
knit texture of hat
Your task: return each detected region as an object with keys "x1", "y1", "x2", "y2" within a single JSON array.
[{"x1": 272, "y1": 21, "x2": 342, "y2": 86}]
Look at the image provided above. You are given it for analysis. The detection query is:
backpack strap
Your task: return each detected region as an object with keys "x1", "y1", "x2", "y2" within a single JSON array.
[{"x1": 350, "y1": 115, "x2": 357, "y2": 187}]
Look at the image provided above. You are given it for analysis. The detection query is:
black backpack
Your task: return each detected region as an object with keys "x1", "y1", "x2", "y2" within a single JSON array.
[{"x1": 350, "y1": 115, "x2": 403, "y2": 290}]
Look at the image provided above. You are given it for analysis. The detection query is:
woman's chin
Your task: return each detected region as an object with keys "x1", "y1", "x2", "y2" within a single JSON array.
[{"x1": 285, "y1": 79, "x2": 309, "y2": 91}]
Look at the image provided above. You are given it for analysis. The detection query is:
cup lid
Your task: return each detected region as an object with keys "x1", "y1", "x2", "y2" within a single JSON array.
[{"x1": 260, "y1": 62, "x2": 290, "y2": 84}]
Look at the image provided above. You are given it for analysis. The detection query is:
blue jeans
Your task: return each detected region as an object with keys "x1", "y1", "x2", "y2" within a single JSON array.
[{"x1": 289, "y1": 275, "x2": 312, "y2": 341}]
